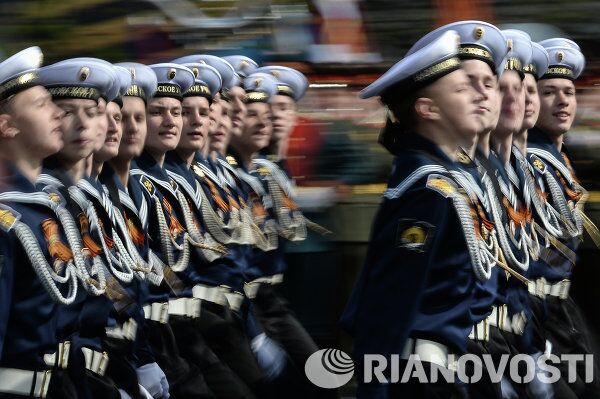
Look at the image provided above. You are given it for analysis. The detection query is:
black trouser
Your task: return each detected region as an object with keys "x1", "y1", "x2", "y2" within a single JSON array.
[
  {"x1": 193, "y1": 301, "x2": 266, "y2": 395},
  {"x1": 356, "y1": 360, "x2": 469, "y2": 399},
  {"x1": 66, "y1": 344, "x2": 121, "y2": 399},
  {"x1": 253, "y1": 283, "x2": 337, "y2": 399},
  {"x1": 466, "y1": 333, "x2": 503, "y2": 399},
  {"x1": 103, "y1": 336, "x2": 142, "y2": 399},
  {"x1": 530, "y1": 294, "x2": 600, "y2": 399},
  {"x1": 145, "y1": 319, "x2": 215, "y2": 399},
  {"x1": 169, "y1": 313, "x2": 257, "y2": 399}
]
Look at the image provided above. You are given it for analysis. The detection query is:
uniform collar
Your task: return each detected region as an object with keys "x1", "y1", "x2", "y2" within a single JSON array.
[
  {"x1": 98, "y1": 163, "x2": 125, "y2": 191},
  {"x1": 135, "y1": 150, "x2": 170, "y2": 182},
  {"x1": 164, "y1": 151, "x2": 197, "y2": 187},
  {"x1": 398, "y1": 132, "x2": 456, "y2": 166},
  {"x1": 225, "y1": 147, "x2": 247, "y2": 172},
  {"x1": 528, "y1": 126, "x2": 555, "y2": 147},
  {"x1": 528, "y1": 126, "x2": 566, "y2": 165},
  {"x1": 0, "y1": 162, "x2": 37, "y2": 193}
]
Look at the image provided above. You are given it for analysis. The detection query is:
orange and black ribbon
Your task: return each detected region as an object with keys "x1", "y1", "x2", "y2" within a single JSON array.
[{"x1": 41, "y1": 219, "x2": 73, "y2": 262}]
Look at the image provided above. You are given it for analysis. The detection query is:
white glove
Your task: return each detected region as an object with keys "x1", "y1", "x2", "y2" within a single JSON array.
[
  {"x1": 136, "y1": 362, "x2": 170, "y2": 398},
  {"x1": 139, "y1": 384, "x2": 154, "y2": 399},
  {"x1": 251, "y1": 333, "x2": 286, "y2": 380},
  {"x1": 118, "y1": 389, "x2": 133, "y2": 399}
]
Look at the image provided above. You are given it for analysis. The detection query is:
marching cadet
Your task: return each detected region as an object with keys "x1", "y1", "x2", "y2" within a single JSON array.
[
  {"x1": 224, "y1": 72, "x2": 328, "y2": 398},
  {"x1": 37, "y1": 57, "x2": 135, "y2": 399},
  {"x1": 526, "y1": 38, "x2": 600, "y2": 397},
  {"x1": 241, "y1": 66, "x2": 336, "y2": 398},
  {"x1": 405, "y1": 21, "x2": 522, "y2": 398},
  {"x1": 87, "y1": 95, "x2": 108, "y2": 176},
  {"x1": 340, "y1": 29, "x2": 512, "y2": 398},
  {"x1": 254, "y1": 66, "x2": 308, "y2": 167},
  {"x1": 131, "y1": 62, "x2": 218, "y2": 399},
  {"x1": 172, "y1": 54, "x2": 260, "y2": 250},
  {"x1": 0, "y1": 46, "x2": 77, "y2": 398},
  {"x1": 481, "y1": 29, "x2": 555, "y2": 398},
  {"x1": 172, "y1": 56, "x2": 299, "y2": 398},
  {"x1": 100, "y1": 62, "x2": 171, "y2": 399},
  {"x1": 163, "y1": 58, "x2": 264, "y2": 399},
  {"x1": 85, "y1": 64, "x2": 168, "y2": 399},
  {"x1": 222, "y1": 56, "x2": 258, "y2": 142},
  {"x1": 513, "y1": 42, "x2": 549, "y2": 158}
]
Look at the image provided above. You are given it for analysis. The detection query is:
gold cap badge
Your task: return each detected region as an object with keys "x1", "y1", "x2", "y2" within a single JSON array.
[
  {"x1": 474, "y1": 26, "x2": 485, "y2": 40},
  {"x1": 79, "y1": 67, "x2": 90, "y2": 82}
]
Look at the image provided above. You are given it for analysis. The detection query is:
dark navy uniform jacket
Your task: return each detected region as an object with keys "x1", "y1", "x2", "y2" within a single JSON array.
[
  {"x1": 0, "y1": 165, "x2": 70, "y2": 370},
  {"x1": 458, "y1": 152, "x2": 501, "y2": 324},
  {"x1": 197, "y1": 154, "x2": 253, "y2": 287},
  {"x1": 527, "y1": 127, "x2": 580, "y2": 282},
  {"x1": 132, "y1": 151, "x2": 194, "y2": 301},
  {"x1": 479, "y1": 149, "x2": 536, "y2": 352},
  {"x1": 98, "y1": 164, "x2": 156, "y2": 366},
  {"x1": 485, "y1": 150, "x2": 531, "y2": 318},
  {"x1": 224, "y1": 150, "x2": 288, "y2": 280},
  {"x1": 341, "y1": 133, "x2": 490, "y2": 358},
  {"x1": 37, "y1": 165, "x2": 114, "y2": 354},
  {"x1": 164, "y1": 151, "x2": 247, "y2": 291}
]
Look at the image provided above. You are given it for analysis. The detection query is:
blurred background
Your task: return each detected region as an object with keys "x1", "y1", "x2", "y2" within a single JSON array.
[{"x1": 2, "y1": 0, "x2": 600, "y2": 394}]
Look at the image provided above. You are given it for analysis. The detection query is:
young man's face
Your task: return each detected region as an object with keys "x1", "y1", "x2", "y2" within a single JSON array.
[
  {"x1": 118, "y1": 96, "x2": 147, "y2": 160},
  {"x1": 3, "y1": 85, "x2": 64, "y2": 159},
  {"x1": 229, "y1": 85, "x2": 246, "y2": 138},
  {"x1": 208, "y1": 93, "x2": 221, "y2": 137},
  {"x1": 233, "y1": 101, "x2": 271, "y2": 154},
  {"x1": 95, "y1": 101, "x2": 122, "y2": 162},
  {"x1": 497, "y1": 70, "x2": 525, "y2": 134},
  {"x1": 270, "y1": 94, "x2": 297, "y2": 143},
  {"x1": 521, "y1": 73, "x2": 541, "y2": 131},
  {"x1": 55, "y1": 98, "x2": 99, "y2": 163},
  {"x1": 145, "y1": 97, "x2": 183, "y2": 155},
  {"x1": 209, "y1": 99, "x2": 232, "y2": 155},
  {"x1": 426, "y1": 69, "x2": 482, "y2": 144},
  {"x1": 180, "y1": 96, "x2": 210, "y2": 153},
  {"x1": 461, "y1": 59, "x2": 500, "y2": 134},
  {"x1": 93, "y1": 98, "x2": 108, "y2": 152},
  {"x1": 536, "y1": 78, "x2": 577, "y2": 136}
]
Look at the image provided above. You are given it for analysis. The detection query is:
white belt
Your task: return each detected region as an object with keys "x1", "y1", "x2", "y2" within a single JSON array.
[
  {"x1": 192, "y1": 284, "x2": 229, "y2": 307},
  {"x1": 0, "y1": 368, "x2": 52, "y2": 398},
  {"x1": 106, "y1": 318, "x2": 138, "y2": 341},
  {"x1": 81, "y1": 347, "x2": 109, "y2": 377},
  {"x1": 243, "y1": 274, "x2": 284, "y2": 299},
  {"x1": 401, "y1": 338, "x2": 456, "y2": 371},
  {"x1": 469, "y1": 318, "x2": 490, "y2": 342},
  {"x1": 487, "y1": 305, "x2": 526, "y2": 335},
  {"x1": 469, "y1": 306, "x2": 527, "y2": 340},
  {"x1": 528, "y1": 278, "x2": 570, "y2": 299},
  {"x1": 42, "y1": 341, "x2": 70, "y2": 369},
  {"x1": 168, "y1": 298, "x2": 201, "y2": 318},
  {"x1": 143, "y1": 302, "x2": 170, "y2": 324},
  {"x1": 224, "y1": 291, "x2": 244, "y2": 312}
]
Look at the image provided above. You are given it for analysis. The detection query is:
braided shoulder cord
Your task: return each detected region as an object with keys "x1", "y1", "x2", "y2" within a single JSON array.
[
  {"x1": 449, "y1": 190, "x2": 493, "y2": 281},
  {"x1": 174, "y1": 189, "x2": 227, "y2": 262},
  {"x1": 0, "y1": 191, "x2": 106, "y2": 295},
  {"x1": 13, "y1": 221, "x2": 79, "y2": 305},
  {"x1": 153, "y1": 196, "x2": 190, "y2": 273},
  {"x1": 480, "y1": 172, "x2": 529, "y2": 271},
  {"x1": 69, "y1": 186, "x2": 134, "y2": 283},
  {"x1": 513, "y1": 151, "x2": 564, "y2": 238}
]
